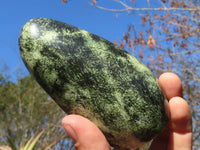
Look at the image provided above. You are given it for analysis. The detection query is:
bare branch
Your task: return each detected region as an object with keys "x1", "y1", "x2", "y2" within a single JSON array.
[
  {"x1": 112, "y1": 0, "x2": 129, "y2": 8},
  {"x1": 93, "y1": 5, "x2": 200, "y2": 12},
  {"x1": 91, "y1": 1, "x2": 200, "y2": 12}
]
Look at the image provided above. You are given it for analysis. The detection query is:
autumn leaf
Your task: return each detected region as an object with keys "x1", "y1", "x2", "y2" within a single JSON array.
[
  {"x1": 147, "y1": 0, "x2": 150, "y2": 6},
  {"x1": 119, "y1": 40, "x2": 125, "y2": 49},
  {"x1": 92, "y1": 0, "x2": 97, "y2": 5},
  {"x1": 114, "y1": 40, "x2": 118, "y2": 45},
  {"x1": 62, "y1": 0, "x2": 67, "y2": 3},
  {"x1": 153, "y1": 14, "x2": 160, "y2": 19},
  {"x1": 147, "y1": 35, "x2": 156, "y2": 49}
]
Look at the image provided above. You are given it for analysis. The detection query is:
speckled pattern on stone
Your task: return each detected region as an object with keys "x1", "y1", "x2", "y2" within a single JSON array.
[{"x1": 19, "y1": 18, "x2": 168, "y2": 150}]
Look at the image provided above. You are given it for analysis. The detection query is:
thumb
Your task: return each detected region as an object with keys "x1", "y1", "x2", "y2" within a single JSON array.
[{"x1": 62, "y1": 114, "x2": 110, "y2": 150}]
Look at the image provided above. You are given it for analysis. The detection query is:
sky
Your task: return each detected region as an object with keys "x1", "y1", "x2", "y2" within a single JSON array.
[{"x1": 0, "y1": 0, "x2": 143, "y2": 82}]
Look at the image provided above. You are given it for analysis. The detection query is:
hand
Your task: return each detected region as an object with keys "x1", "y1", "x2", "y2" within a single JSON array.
[{"x1": 62, "y1": 72, "x2": 192, "y2": 150}]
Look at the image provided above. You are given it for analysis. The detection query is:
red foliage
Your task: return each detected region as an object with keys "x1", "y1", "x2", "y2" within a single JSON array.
[
  {"x1": 128, "y1": 41, "x2": 133, "y2": 49},
  {"x1": 114, "y1": 40, "x2": 118, "y2": 45},
  {"x1": 154, "y1": 14, "x2": 160, "y2": 19},
  {"x1": 141, "y1": 16, "x2": 150, "y2": 22},
  {"x1": 171, "y1": 1, "x2": 187, "y2": 7},
  {"x1": 147, "y1": 35, "x2": 156, "y2": 49},
  {"x1": 163, "y1": 27, "x2": 168, "y2": 33},
  {"x1": 130, "y1": 0, "x2": 135, "y2": 3},
  {"x1": 92, "y1": 0, "x2": 97, "y2": 4},
  {"x1": 62, "y1": 0, "x2": 67, "y2": 3},
  {"x1": 119, "y1": 40, "x2": 125, "y2": 49},
  {"x1": 166, "y1": 13, "x2": 171, "y2": 18},
  {"x1": 147, "y1": 0, "x2": 150, "y2": 6},
  {"x1": 180, "y1": 41, "x2": 188, "y2": 48},
  {"x1": 123, "y1": 33, "x2": 129, "y2": 42}
]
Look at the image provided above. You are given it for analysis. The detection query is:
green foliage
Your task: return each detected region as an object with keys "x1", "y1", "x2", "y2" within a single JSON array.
[
  {"x1": 0, "y1": 128, "x2": 68, "y2": 150},
  {"x1": 0, "y1": 71, "x2": 73, "y2": 149},
  {"x1": 21, "y1": 129, "x2": 45, "y2": 150}
]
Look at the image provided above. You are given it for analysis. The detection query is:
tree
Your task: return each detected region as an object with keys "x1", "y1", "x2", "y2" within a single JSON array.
[
  {"x1": 87, "y1": 0, "x2": 200, "y2": 148},
  {"x1": 0, "y1": 68, "x2": 74, "y2": 149}
]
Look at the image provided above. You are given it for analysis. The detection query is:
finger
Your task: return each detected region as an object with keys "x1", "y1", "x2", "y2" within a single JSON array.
[
  {"x1": 62, "y1": 114, "x2": 110, "y2": 150},
  {"x1": 150, "y1": 97, "x2": 192, "y2": 150},
  {"x1": 150, "y1": 72, "x2": 184, "y2": 150},
  {"x1": 168, "y1": 97, "x2": 192, "y2": 150},
  {"x1": 168, "y1": 97, "x2": 193, "y2": 149},
  {"x1": 169, "y1": 97, "x2": 192, "y2": 133},
  {"x1": 158, "y1": 72, "x2": 183, "y2": 100}
]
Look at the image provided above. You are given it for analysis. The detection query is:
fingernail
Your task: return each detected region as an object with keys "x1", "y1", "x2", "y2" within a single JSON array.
[{"x1": 63, "y1": 124, "x2": 78, "y2": 143}]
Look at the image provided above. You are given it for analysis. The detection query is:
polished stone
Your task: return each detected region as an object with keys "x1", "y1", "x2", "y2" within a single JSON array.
[{"x1": 19, "y1": 18, "x2": 168, "y2": 150}]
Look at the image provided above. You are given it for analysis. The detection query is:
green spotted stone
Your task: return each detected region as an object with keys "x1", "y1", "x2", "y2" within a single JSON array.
[{"x1": 18, "y1": 18, "x2": 168, "y2": 150}]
